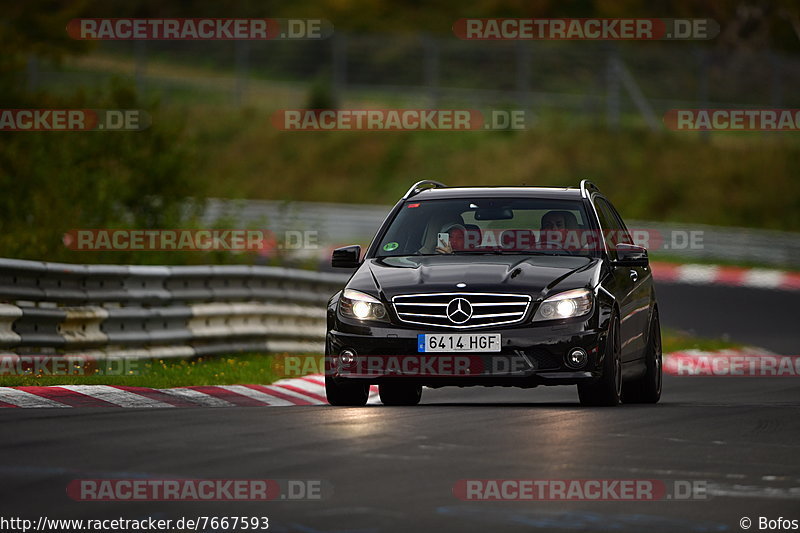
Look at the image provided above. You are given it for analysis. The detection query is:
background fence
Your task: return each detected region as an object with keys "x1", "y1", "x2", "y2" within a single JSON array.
[
  {"x1": 31, "y1": 34, "x2": 800, "y2": 129},
  {"x1": 0, "y1": 258, "x2": 348, "y2": 358},
  {"x1": 201, "y1": 199, "x2": 800, "y2": 268}
]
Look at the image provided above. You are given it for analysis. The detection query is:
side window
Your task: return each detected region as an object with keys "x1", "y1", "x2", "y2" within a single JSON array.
[
  {"x1": 593, "y1": 197, "x2": 624, "y2": 260},
  {"x1": 605, "y1": 200, "x2": 633, "y2": 246}
]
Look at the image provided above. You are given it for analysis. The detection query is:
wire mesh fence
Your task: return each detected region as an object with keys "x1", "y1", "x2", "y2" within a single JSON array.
[{"x1": 28, "y1": 34, "x2": 800, "y2": 128}]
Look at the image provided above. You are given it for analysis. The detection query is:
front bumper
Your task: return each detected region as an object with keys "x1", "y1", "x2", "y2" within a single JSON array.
[{"x1": 327, "y1": 320, "x2": 607, "y2": 388}]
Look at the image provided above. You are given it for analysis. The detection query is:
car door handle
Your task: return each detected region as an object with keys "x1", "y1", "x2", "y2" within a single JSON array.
[{"x1": 629, "y1": 269, "x2": 638, "y2": 282}]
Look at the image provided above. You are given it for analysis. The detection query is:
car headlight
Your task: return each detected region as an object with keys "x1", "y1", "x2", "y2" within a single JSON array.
[
  {"x1": 339, "y1": 289, "x2": 389, "y2": 322},
  {"x1": 533, "y1": 288, "x2": 593, "y2": 322}
]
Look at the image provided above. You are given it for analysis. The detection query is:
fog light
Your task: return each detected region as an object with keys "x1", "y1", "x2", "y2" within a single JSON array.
[
  {"x1": 565, "y1": 348, "x2": 588, "y2": 369},
  {"x1": 339, "y1": 349, "x2": 356, "y2": 365}
]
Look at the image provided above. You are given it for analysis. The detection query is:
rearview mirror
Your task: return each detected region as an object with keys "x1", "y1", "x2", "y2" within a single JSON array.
[
  {"x1": 613, "y1": 243, "x2": 648, "y2": 267},
  {"x1": 474, "y1": 207, "x2": 513, "y2": 220},
  {"x1": 331, "y1": 245, "x2": 362, "y2": 268}
]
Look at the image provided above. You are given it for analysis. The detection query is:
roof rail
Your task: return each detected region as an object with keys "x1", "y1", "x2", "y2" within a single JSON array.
[
  {"x1": 403, "y1": 180, "x2": 447, "y2": 199},
  {"x1": 579, "y1": 179, "x2": 600, "y2": 199}
]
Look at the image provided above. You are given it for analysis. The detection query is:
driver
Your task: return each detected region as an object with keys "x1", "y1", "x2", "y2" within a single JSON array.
[
  {"x1": 541, "y1": 210, "x2": 578, "y2": 231},
  {"x1": 540, "y1": 210, "x2": 579, "y2": 250}
]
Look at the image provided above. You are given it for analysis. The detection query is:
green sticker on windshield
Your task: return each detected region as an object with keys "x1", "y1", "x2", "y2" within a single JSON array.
[{"x1": 383, "y1": 242, "x2": 399, "y2": 251}]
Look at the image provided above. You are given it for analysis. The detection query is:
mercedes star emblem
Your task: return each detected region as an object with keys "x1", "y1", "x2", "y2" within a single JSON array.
[{"x1": 446, "y1": 297, "x2": 473, "y2": 324}]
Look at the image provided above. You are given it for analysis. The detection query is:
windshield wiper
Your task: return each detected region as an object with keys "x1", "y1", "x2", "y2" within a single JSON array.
[{"x1": 450, "y1": 250, "x2": 592, "y2": 257}]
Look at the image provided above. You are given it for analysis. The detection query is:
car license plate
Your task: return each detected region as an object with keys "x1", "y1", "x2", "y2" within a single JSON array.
[{"x1": 418, "y1": 333, "x2": 501, "y2": 353}]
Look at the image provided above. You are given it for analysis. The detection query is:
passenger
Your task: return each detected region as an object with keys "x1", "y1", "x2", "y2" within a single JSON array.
[{"x1": 435, "y1": 223, "x2": 467, "y2": 254}]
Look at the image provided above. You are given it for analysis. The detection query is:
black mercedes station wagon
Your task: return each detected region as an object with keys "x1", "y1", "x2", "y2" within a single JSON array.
[{"x1": 326, "y1": 180, "x2": 662, "y2": 407}]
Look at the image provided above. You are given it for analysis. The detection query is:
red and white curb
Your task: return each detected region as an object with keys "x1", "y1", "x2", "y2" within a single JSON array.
[
  {"x1": 651, "y1": 262, "x2": 800, "y2": 291},
  {"x1": 0, "y1": 375, "x2": 380, "y2": 408}
]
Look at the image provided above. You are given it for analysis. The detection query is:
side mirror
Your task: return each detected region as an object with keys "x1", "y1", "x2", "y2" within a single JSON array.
[
  {"x1": 331, "y1": 245, "x2": 362, "y2": 268},
  {"x1": 613, "y1": 243, "x2": 648, "y2": 267}
]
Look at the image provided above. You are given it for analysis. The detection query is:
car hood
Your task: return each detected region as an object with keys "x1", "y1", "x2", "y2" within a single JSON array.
[{"x1": 348, "y1": 255, "x2": 601, "y2": 301}]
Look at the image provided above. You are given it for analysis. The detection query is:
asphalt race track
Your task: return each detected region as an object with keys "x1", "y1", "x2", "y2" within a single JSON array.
[
  {"x1": 1, "y1": 282, "x2": 798, "y2": 533},
  {"x1": 656, "y1": 282, "x2": 798, "y2": 354}
]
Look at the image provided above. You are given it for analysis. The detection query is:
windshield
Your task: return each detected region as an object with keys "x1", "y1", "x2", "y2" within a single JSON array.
[{"x1": 374, "y1": 197, "x2": 599, "y2": 258}]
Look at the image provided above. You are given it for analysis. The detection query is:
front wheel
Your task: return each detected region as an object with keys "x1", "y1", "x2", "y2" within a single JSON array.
[
  {"x1": 379, "y1": 383, "x2": 422, "y2": 406},
  {"x1": 325, "y1": 375, "x2": 369, "y2": 406},
  {"x1": 578, "y1": 313, "x2": 622, "y2": 406},
  {"x1": 623, "y1": 308, "x2": 662, "y2": 404}
]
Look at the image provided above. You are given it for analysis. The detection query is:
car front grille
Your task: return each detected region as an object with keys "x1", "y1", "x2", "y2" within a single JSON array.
[{"x1": 392, "y1": 292, "x2": 531, "y2": 329}]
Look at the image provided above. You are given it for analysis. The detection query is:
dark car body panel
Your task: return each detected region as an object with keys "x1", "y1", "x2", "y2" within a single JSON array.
[{"x1": 359, "y1": 255, "x2": 599, "y2": 301}]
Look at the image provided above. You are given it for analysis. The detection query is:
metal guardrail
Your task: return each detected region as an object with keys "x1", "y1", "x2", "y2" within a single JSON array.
[
  {"x1": 626, "y1": 219, "x2": 800, "y2": 268},
  {"x1": 202, "y1": 199, "x2": 800, "y2": 268},
  {"x1": 0, "y1": 258, "x2": 349, "y2": 359}
]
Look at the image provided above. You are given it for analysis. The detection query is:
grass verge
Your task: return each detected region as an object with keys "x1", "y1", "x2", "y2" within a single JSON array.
[
  {"x1": 0, "y1": 353, "x2": 308, "y2": 388},
  {"x1": 661, "y1": 328, "x2": 742, "y2": 354}
]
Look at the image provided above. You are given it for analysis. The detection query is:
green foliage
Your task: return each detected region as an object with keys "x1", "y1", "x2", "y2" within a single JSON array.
[
  {"x1": 194, "y1": 108, "x2": 800, "y2": 232},
  {"x1": 306, "y1": 74, "x2": 337, "y2": 110},
  {"x1": 0, "y1": 79, "x2": 208, "y2": 263},
  {"x1": 3, "y1": 0, "x2": 800, "y2": 267},
  {"x1": 0, "y1": 0, "x2": 93, "y2": 86}
]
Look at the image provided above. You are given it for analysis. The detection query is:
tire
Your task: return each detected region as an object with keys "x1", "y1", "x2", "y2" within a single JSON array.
[
  {"x1": 379, "y1": 383, "x2": 422, "y2": 406},
  {"x1": 325, "y1": 375, "x2": 369, "y2": 406},
  {"x1": 578, "y1": 313, "x2": 622, "y2": 406},
  {"x1": 622, "y1": 308, "x2": 662, "y2": 404}
]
